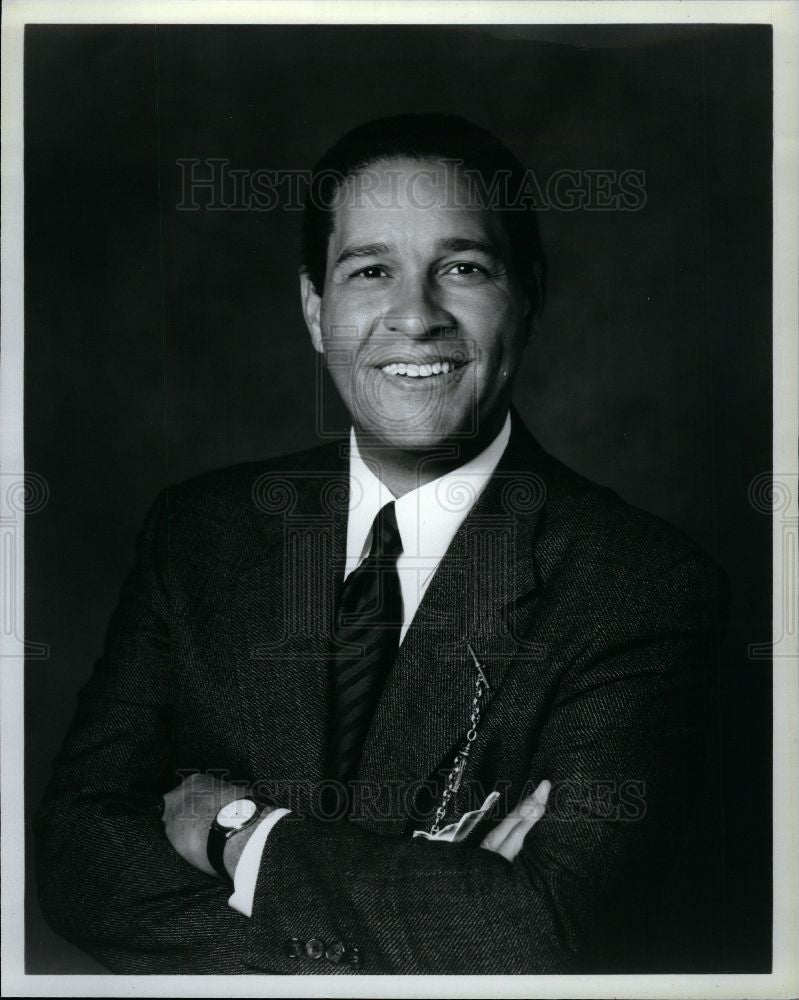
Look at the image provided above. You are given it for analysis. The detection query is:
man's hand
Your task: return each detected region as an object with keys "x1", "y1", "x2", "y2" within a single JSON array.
[
  {"x1": 162, "y1": 772, "x2": 252, "y2": 878},
  {"x1": 480, "y1": 780, "x2": 551, "y2": 862}
]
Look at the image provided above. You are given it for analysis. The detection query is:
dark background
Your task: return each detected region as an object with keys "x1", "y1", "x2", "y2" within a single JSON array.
[{"x1": 24, "y1": 24, "x2": 772, "y2": 973}]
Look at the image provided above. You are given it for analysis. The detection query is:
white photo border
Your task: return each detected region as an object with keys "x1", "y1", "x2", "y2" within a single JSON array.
[{"x1": 2, "y1": 2, "x2": 796, "y2": 997}]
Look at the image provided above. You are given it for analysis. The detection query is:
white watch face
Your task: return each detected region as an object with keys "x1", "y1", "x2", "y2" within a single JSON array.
[{"x1": 216, "y1": 798, "x2": 258, "y2": 829}]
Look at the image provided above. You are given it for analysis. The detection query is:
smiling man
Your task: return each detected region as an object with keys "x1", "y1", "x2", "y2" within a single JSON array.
[
  {"x1": 301, "y1": 153, "x2": 535, "y2": 487},
  {"x1": 35, "y1": 114, "x2": 728, "y2": 975}
]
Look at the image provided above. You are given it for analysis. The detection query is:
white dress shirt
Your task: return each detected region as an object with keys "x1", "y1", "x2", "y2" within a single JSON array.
[{"x1": 228, "y1": 412, "x2": 512, "y2": 917}]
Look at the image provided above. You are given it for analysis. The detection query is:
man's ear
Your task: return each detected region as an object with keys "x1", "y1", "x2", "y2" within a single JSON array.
[
  {"x1": 524, "y1": 261, "x2": 545, "y2": 342},
  {"x1": 299, "y1": 269, "x2": 324, "y2": 354},
  {"x1": 523, "y1": 301, "x2": 541, "y2": 343}
]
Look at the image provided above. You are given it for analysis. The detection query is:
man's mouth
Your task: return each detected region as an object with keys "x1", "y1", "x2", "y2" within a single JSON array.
[{"x1": 378, "y1": 358, "x2": 468, "y2": 379}]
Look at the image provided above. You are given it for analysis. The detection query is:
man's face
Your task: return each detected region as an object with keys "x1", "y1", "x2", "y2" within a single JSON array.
[{"x1": 300, "y1": 157, "x2": 532, "y2": 453}]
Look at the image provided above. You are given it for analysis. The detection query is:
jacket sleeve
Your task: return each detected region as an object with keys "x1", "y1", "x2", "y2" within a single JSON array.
[
  {"x1": 241, "y1": 552, "x2": 728, "y2": 975},
  {"x1": 32, "y1": 491, "x2": 253, "y2": 974}
]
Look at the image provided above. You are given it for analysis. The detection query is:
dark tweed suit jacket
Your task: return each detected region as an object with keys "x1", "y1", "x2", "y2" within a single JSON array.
[{"x1": 35, "y1": 414, "x2": 728, "y2": 975}]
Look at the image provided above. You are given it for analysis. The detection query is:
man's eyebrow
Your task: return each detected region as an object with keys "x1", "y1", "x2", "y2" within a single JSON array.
[
  {"x1": 335, "y1": 243, "x2": 393, "y2": 267},
  {"x1": 437, "y1": 237, "x2": 505, "y2": 260}
]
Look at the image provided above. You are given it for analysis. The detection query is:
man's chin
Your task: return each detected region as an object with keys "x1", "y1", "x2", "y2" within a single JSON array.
[
  {"x1": 358, "y1": 428, "x2": 460, "y2": 454},
  {"x1": 355, "y1": 425, "x2": 465, "y2": 454}
]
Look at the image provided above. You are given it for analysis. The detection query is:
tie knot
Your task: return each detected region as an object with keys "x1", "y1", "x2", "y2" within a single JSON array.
[{"x1": 371, "y1": 501, "x2": 403, "y2": 558}]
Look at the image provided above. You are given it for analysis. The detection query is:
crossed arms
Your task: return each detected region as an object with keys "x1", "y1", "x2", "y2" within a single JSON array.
[{"x1": 33, "y1": 486, "x2": 727, "y2": 974}]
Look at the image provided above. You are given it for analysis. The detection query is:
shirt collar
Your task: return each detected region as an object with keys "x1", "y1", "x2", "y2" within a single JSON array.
[{"x1": 346, "y1": 412, "x2": 512, "y2": 573}]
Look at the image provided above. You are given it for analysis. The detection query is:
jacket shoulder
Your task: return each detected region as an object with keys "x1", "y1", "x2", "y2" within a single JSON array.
[
  {"x1": 530, "y1": 442, "x2": 726, "y2": 589},
  {"x1": 158, "y1": 440, "x2": 347, "y2": 522}
]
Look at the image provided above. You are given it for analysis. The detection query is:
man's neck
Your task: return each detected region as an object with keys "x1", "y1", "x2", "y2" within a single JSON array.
[{"x1": 352, "y1": 409, "x2": 510, "y2": 499}]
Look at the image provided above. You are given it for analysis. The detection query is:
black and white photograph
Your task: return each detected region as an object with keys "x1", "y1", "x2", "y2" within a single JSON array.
[{"x1": 1, "y1": 1, "x2": 796, "y2": 996}]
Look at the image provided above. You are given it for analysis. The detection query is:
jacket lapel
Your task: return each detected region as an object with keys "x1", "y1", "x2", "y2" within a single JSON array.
[
  {"x1": 356, "y1": 417, "x2": 551, "y2": 831},
  {"x1": 223, "y1": 444, "x2": 348, "y2": 809}
]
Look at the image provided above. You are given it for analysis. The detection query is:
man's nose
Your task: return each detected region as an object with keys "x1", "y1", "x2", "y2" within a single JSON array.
[{"x1": 381, "y1": 279, "x2": 455, "y2": 340}]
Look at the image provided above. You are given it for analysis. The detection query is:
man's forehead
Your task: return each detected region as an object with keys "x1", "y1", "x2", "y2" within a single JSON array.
[
  {"x1": 331, "y1": 215, "x2": 503, "y2": 244},
  {"x1": 328, "y1": 157, "x2": 505, "y2": 246},
  {"x1": 328, "y1": 199, "x2": 508, "y2": 263}
]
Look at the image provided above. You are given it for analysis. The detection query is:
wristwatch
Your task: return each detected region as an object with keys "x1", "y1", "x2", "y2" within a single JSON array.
[{"x1": 207, "y1": 797, "x2": 263, "y2": 881}]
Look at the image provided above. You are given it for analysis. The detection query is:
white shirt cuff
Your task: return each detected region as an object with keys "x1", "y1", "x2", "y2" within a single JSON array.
[{"x1": 227, "y1": 807, "x2": 291, "y2": 917}]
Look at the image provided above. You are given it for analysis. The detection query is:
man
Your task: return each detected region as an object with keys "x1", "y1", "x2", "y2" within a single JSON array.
[{"x1": 35, "y1": 114, "x2": 728, "y2": 975}]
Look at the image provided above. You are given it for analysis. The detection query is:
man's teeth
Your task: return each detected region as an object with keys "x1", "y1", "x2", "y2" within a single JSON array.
[{"x1": 381, "y1": 361, "x2": 454, "y2": 377}]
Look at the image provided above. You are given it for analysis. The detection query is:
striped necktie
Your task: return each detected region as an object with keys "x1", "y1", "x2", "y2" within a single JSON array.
[{"x1": 329, "y1": 500, "x2": 404, "y2": 785}]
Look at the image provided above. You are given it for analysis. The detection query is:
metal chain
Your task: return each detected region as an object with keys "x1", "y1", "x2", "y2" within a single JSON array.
[{"x1": 429, "y1": 643, "x2": 490, "y2": 835}]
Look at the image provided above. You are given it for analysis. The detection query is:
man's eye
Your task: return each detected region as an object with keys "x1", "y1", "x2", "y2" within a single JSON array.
[
  {"x1": 445, "y1": 262, "x2": 490, "y2": 278},
  {"x1": 351, "y1": 265, "x2": 389, "y2": 279}
]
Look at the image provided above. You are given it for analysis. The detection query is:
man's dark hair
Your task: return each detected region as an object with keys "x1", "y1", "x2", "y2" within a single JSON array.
[{"x1": 301, "y1": 113, "x2": 546, "y2": 314}]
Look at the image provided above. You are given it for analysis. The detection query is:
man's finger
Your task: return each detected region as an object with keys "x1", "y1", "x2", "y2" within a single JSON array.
[
  {"x1": 483, "y1": 803, "x2": 545, "y2": 862},
  {"x1": 497, "y1": 780, "x2": 551, "y2": 827},
  {"x1": 480, "y1": 801, "x2": 529, "y2": 851},
  {"x1": 509, "y1": 780, "x2": 551, "y2": 819},
  {"x1": 530, "y1": 779, "x2": 551, "y2": 808},
  {"x1": 480, "y1": 815, "x2": 516, "y2": 852},
  {"x1": 500, "y1": 803, "x2": 547, "y2": 861},
  {"x1": 480, "y1": 781, "x2": 550, "y2": 857}
]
